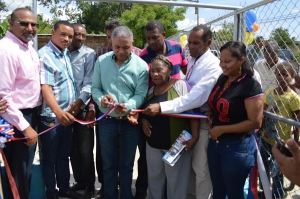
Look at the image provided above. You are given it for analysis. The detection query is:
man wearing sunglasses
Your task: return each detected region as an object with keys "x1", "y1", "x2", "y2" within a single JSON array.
[
  {"x1": 0, "y1": 8, "x2": 41, "y2": 199},
  {"x1": 67, "y1": 23, "x2": 96, "y2": 198}
]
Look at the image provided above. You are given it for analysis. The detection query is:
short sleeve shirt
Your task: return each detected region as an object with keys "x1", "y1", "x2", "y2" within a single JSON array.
[{"x1": 207, "y1": 73, "x2": 263, "y2": 138}]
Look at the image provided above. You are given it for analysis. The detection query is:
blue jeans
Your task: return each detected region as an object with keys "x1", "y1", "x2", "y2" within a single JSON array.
[
  {"x1": 260, "y1": 139, "x2": 284, "y2": 198},
  {"x1": 39, "y1": 116, "x2": 73, "y2": 197},
  {"x1": 98, "y1": 118, "x2": 139, "y2": 199},
  {"x1": 3, "y1": 108, "x2": 38, "y2": 199},
  {"x1": 207, "y1": 136, "x2": 256, "y2": 199},
  {"x1": 70, "y1": 110, "x2": 95, "y2": 187}
]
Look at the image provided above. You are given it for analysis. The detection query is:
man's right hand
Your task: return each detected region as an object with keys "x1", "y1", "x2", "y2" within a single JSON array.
[
  {"x1": 23, "y1": 126, "x2": 38, "y2": 146},
  {"x1": 0, "y1": 98, "x2": 7, "y2": 114},
  {"x1": 101, "y1": 94, "x2": 114, "y2": 108},
  {"x1": 56, "y1": 110, "x2": 75, "y2": 126}
]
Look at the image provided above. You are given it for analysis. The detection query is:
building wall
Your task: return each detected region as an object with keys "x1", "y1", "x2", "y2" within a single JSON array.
[{"x1": 38, "y1": 34, "x2": 108, "y2": 51}]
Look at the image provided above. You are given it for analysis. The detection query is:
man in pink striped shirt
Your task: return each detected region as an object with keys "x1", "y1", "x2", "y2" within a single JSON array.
[{"x1": 0, "y1": 8, "x2": 41, "y2": 199}]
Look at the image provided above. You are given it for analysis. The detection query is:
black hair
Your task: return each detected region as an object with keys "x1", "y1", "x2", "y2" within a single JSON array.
[
  {"x1": 151, "y1": 55, "x2": 173, "y2": 71},
  {"x1": 105, "y1": 20, "x2": 123, "y2": 31},
  {"x1": 145, "y1": 20, "x2": 164, "y2": 33},
  {"x1": 11, "y1": 8, "x2": 33, "y2": 21},
  {"x1": 190, "y1": 24, "x2": 212, "y2": 43},
  {"x1": 220, "y1": 41, "x2": 253, "y2": 77},
  {"x1": 264, "y1": 43, "x2": 279, "y2": 54},
  {"x1": 72, "y1": 23, "x2": 85, "y2": 29},
  {"x1": 276, "y1": 61, "x2": 298, "y2": 78},
  {"x1": 53, "y1": 20, "x2": 72, "y2": 31}
]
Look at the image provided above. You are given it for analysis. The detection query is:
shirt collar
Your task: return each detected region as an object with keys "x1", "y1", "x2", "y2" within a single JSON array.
[
  {"x1": 48, "y1": 40, "x2": 67, "y2": 57},
  {"x1": 111, "y1": 52, "x2": 132, "y2": 64},
  {"x1": 6, "y1": 30, "x2": 33, "y2": 49}
]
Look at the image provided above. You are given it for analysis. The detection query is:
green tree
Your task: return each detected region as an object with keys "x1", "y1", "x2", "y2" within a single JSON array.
[
  {"x1": 37, "y1": 14, "x2": 52, "y2": 34},
  {"x1": 213, "y1": 22, "x2": 234, "y2": 41},
  {"x1": 0, "y1": 1, "x2": 8, "y2": 12},
  {"x1": 270, "y1": 27, "x2": 296, "y2": 49},
  {"x1": 120, "y1": 4, "x2": 186, "y2": 48},
  {"x1": 0, "y1": 20, "x2": 9, "y2": 39},
  {"x1": 77, "y1": 2, "x2": 131, "y2": 34}
]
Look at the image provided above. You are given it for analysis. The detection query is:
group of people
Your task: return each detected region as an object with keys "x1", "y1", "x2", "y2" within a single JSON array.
[{"x1": 1, "y1": 6, "x2": 300, "y2": 199}]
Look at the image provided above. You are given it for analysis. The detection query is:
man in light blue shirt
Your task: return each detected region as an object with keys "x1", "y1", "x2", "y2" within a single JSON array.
[
  {"x1": 92, "y1": 26, "x2": 148, "y2": 199},
  {"x1": 67, "y1": 23, "x2": 96, "y2": 198}
]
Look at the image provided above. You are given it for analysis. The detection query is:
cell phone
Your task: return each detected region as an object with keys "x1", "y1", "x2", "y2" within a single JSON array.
[{"x1": 274, "y1": 136, "x2": 293, "y2": 157}]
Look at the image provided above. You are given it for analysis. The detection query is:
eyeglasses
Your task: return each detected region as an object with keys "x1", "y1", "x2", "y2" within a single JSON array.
[
  {"x1": 14, "y1": 21, "x2": 39, "y2": 28},
  {"x1": 74, "y1": 32, "x2": 86, "y2": 39}
]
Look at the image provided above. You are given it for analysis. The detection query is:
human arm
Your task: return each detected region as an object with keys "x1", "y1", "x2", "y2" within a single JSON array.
[
  {"x1": 182, "y1": 118, "x2": 200, "y2": 151},
  {"x1": 41, "y1": 85, "x2": 74, "y2": 126},
  {"x1": 144, "y1": 63, "x2": 222, "y2": 115},
  {"x1": 0, "y1": 98, "x2": 7, "y2": 114},
  {"x1": 68, "y1": 51, "x2": 96, "y2": 116},
  {"x1": 123, "y1": 68, "x2": 149, "y2": 111},
  {"x1": 272, "y1": 139, "x2": 300, "y2": 187},
  {"x1": 209, "y1": 95, "x2": 264, "y2": 139}
]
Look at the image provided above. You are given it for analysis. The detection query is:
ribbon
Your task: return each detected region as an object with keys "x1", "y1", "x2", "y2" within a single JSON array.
[{"x1": 131, "y1": 109, "x2": 208, "y2": 119}]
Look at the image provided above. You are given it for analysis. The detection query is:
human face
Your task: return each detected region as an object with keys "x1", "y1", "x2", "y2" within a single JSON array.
[
  {"x1": 145, "y1": 28, "x2": 166, "y2": 52},
  {"x1": 112, "y1": 37, "x2": 132, "y2": 62},
  {"x1": 150, "y1": 60, "x2": 171, "y2": 86},
  {"x1": 188, "y1": 29, "x2": 211, "y2": 59},
  {"x1": 275, "y1": 65, "x2": 293, "y2": 87},
  {"x1": 264, "y1": 47, "x2": 278, "y2": 66},
  {"x1": 219, "y1": 49, "x2": 244, "y2": 78},
  {"x1": 71, "y1": 25, "x2": 86, "y2": 50},
  {"x1": 106, "y1": 29, "x2": 113, "y2": 49},
  {"x1": 51, "y1": 24, "x2": 74, "y2": 51},
  {"x1": 9, "y1": 10, "x2": 38, "y2": 43}
]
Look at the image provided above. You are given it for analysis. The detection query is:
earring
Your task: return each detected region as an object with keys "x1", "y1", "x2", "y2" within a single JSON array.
[{"x1": 239, "y1": 65, "x2": 242, "y2": 75}]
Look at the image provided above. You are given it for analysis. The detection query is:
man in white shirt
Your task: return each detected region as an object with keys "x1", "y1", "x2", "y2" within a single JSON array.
[{"x1": 144, "y1": 25, "x2": 222, "y2": 199}]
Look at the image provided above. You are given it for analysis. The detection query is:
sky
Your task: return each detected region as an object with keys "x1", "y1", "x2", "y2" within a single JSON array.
[{"x1": 2, "y1": 0, "x2": 300, "y2": 40}]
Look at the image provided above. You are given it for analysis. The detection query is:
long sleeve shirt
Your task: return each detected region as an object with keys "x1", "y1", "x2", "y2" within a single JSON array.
[
  {"x1": 92, "y1": 51, "x2": 149, "y2": 117},
  {"x1": 68, "y1": 45, "x2": 96, "y2": 107},
  {"x1": 0, "y1": 31, "x2": 41, "y2": 131},
  {"x1": 160, "y1": 49, "x2": 222, "y2": 113}
]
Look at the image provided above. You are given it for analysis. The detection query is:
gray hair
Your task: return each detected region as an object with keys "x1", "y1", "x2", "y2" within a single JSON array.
[{"x1": 111, "y1": 26, "x2": 133, "y2": 42}]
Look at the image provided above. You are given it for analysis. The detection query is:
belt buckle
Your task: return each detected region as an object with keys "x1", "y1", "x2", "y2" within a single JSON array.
[{"x1": 116, "y1": 116, "x2": 125, "y2": 120}]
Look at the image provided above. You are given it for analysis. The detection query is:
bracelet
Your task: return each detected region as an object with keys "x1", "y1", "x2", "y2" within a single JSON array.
[{"x1": 89, "y1": 104, "x2": 95, "y2": 112}]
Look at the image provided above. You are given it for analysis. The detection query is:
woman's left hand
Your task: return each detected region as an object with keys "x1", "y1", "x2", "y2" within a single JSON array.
[
  {"x1": 182, "y1": 138, "x2": 198, "y2": 151},
  {"x1": 209, "y1": 126, "x2": 224, "y2": 140}
]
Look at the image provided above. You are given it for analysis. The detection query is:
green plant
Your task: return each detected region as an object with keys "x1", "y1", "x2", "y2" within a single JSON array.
[
  {"x1": 294, "y1": 51, "x2": 300, "y2": 63},
  {"x1": 0, "y1": 20, "x2": 9, "y2": 39}
]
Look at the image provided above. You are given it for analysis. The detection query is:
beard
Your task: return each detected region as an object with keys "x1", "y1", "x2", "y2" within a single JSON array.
[{"x1": 21, "y1": 32, "x2": 35, "y2": 42}]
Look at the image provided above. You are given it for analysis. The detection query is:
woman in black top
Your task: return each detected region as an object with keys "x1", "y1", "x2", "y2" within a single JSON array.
[{"x1": 207, "y1": 41, "x2": 263, "y2": 198}]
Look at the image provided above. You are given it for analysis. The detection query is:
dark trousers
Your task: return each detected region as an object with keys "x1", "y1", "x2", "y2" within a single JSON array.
[
  {"x1": 39, "y1": 116, "x2": 73, "y2": 197},
  {"x1": 3, "y1": 108, "x2": 38, "y2": 199},
  {"x1": 135, "y1": 129, "x2": 148, "y2": 194},
  {"x1": 70, "y1": 110, "x2": 95, "y2": 187}
]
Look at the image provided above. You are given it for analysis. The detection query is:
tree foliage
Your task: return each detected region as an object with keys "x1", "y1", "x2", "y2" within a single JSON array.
[
  {"x1": 270, "y1": 27, "x2": 296, "y2": 49},
  {"x1": 120, "y1": 4, "x2": 186, "y2": 48},
  {"x1": 37, "y1": 14, "x2": 52, "y2": 34},
  {"x1": 212, "y1": 22, "x2": 234, "y2": 41},
  {"x1": 0, "y1": 20, "x2": 9, "y2": 39}
]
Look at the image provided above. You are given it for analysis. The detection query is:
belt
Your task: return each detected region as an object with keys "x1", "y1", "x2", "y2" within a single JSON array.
[
  {"x1": 100, "y1": 113, "x2": 127, "y2": 120},
  {"x1": 218, "y1": 132, "x2": 252, "y2": 140}
]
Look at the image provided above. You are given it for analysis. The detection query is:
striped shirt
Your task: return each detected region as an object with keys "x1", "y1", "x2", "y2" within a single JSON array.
[
  {"x1": 139, "y1": 40, "x2": 188, "y2": 79},
  {"x1": 39, "y1": 41, "x2": 77, "y2": 117}
]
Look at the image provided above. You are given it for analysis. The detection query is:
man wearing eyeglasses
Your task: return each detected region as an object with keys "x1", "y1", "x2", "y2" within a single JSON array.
[
  {"x1": 67, "y1": 23, "x2": 96, "y2": 198},
  {"x1": 0, "y1": 8, "x2": 41, "y2": 199}
]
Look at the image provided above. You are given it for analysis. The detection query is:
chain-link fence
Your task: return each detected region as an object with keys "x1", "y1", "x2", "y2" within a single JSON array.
[{"x1": 2, "y1": 0, "x2": 300, "y2": 198}]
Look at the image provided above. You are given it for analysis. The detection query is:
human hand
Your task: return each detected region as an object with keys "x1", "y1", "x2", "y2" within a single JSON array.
[
  {"x1": 101, "y1": 94, "x2": 114, "y2": 108},
  {"x1": 143, "y1": 103, "x2": 161, "y2": 116},
  {"x1": 142, "y1": 118, "x2": 152, "y2": 137},
  {"x1": 127, "y1": 112, "x2": 139, "y2": 125},
  {"x1": 272, "y1": 139, "x2": 300, "y2": 187},
  {"x1": 209, "y1": 126, "x2": 223, "y2": 140},
  {"x1": 23, "y1": 126, "x2": 38, "y2": 146},
  {"x1": 0, "y1": 98, "x2": 8, "y2": 114},
  {"x1": 85, "y1": 110, "x2": 96, "y2": 128},
  {"x1": 67, "y1": 99, "x2": 83, "y2": 116},
  {"x1": 114, "y1": 103, "x2": 127, "y2": 114},
  {"x1": 182, "y1": 137, "x2": 198, "y2": 151},
  {"x1": 56, "y1": 110, "x2": 74, "y2": 126}
]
